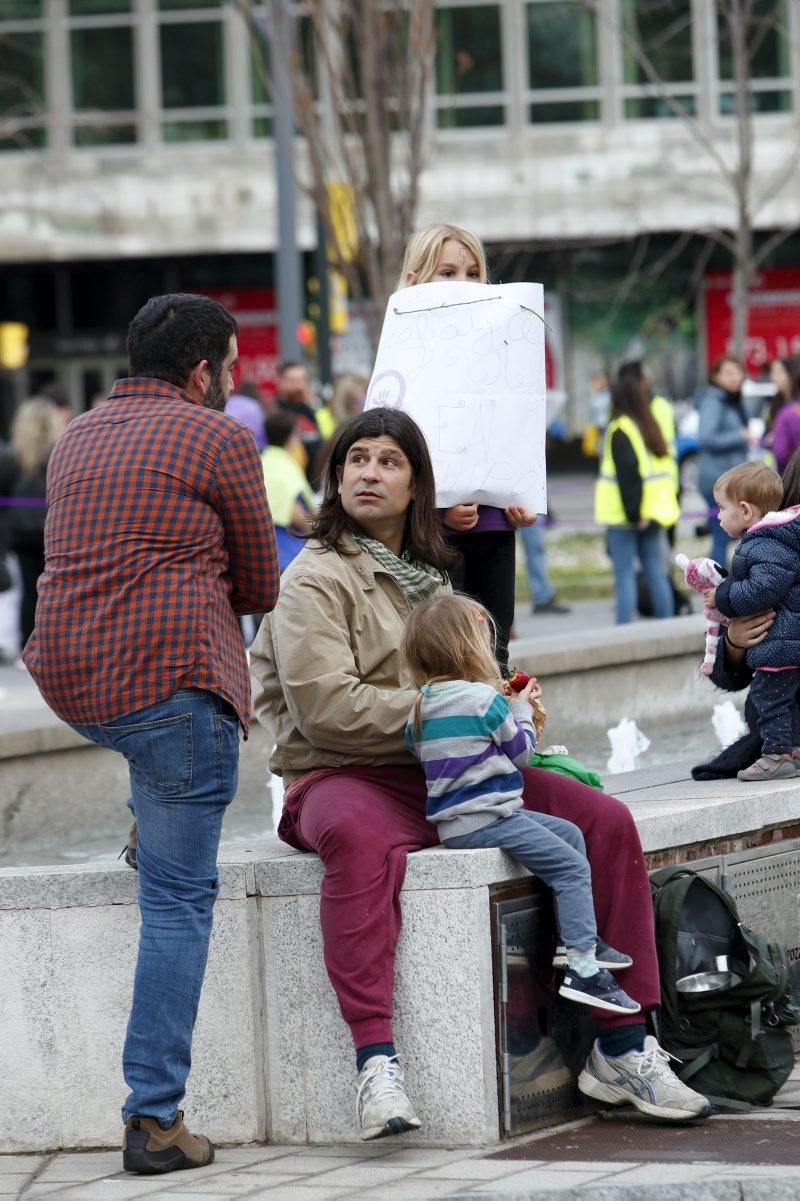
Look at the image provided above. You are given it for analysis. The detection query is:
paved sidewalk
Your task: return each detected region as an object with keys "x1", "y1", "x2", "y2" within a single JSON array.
[{"x1": 5, "y1": 1109, "x2": 800, "y2": 1201}]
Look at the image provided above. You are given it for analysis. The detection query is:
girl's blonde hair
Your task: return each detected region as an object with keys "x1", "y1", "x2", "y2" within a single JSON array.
[
  {"x1": 12, "y1": 398, "x2": 62, "y2": 477},
  {"x1": 397, "y1": 223, "x2": 488, "y2": 291},
  {"x1": 401, "y1": 594, "x2": 500, "y2": 734}
]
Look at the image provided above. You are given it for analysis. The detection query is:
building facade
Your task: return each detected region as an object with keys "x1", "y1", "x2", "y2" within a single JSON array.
[{"x1": 1, "y1": 0, "x2": 799, "y2": 424}]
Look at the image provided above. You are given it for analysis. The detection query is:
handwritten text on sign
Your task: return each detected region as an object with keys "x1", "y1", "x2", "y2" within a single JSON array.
[{"x1": 365, "y1": 280, "x2": 547, "y2": 512}]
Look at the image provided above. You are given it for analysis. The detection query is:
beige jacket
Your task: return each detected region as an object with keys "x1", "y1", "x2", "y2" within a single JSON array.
[{"x1": 250, "y1": 536, "x2": 449, "y2": 783}]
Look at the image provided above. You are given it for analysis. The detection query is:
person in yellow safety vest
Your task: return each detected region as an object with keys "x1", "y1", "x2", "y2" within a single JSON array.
[
  {"x1": 595, "y1": 373, "x2": 681, "y2": 625},
  {"x1": 617, "y1": 360, "x2": 679, "y2": 491}
]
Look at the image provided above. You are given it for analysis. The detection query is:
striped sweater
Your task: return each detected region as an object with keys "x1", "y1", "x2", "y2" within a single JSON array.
[{"x1": 404, "y1": 679, "x2": 536, "y2": 840}]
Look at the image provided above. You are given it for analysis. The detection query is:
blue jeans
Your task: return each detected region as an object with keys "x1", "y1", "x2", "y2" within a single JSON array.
[
  {"x1": 443, "y1": 810, "x2": 596, "y2": 950},
  {"x1": 606, "y1": 524, "x2": 675, "y2": 625},
  {"x1": 519, "y1": 522, "x2": 555, "y2": 607},
  {"x1": 702, "y1": 490, "x2": 732, "y2": 568},
  {"x1": 70, "y1": 688, "x2": 239, "y2": 1125}
]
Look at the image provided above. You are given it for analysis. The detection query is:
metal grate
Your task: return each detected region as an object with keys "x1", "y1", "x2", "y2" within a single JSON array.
[
  {"x1": 491, "y1": 882, "x2": 596, "y2": 1136},
  {"x1": 724, "y1": 841, "x2": 800, "y2": 1037}
]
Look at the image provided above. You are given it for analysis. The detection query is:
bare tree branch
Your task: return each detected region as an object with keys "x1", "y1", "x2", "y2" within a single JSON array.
[
  {"x1": 586, "y1": 0, "x2": 800, "y2": 359},
  {"x1": 231, "y1": 0, "x2": 435, "y2": 342}
]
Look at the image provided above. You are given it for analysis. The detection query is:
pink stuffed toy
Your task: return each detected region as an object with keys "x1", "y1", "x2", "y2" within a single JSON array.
[{"x1": 675, "y1": 553, "x2": 730, "y2": 675}]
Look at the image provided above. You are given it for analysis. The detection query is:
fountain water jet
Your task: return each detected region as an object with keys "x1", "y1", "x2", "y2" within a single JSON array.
[{"x1": 606, "y1": 718, "x2": 651, "y2": 774}]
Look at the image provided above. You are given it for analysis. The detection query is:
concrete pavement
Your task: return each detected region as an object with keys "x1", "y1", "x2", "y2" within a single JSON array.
[{"x1": 5, "y1": 1099, "x2": 800, "y2": 1200}]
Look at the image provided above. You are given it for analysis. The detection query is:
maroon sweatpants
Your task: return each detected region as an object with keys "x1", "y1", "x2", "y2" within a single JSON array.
[{"x1": 280, "y1": 764, "x2": 660, "y2": 1049}]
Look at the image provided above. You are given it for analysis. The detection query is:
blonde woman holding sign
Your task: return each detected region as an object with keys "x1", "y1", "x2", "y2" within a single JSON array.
[{"x1": 397, "y1": 223, "x2": 537, "y2": 671}]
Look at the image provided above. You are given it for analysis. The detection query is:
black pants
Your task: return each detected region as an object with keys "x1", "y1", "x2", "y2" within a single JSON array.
[
  {"x1": 448, "y1": 529, "x2": 516, "y2": 671},
  {"x1": 748, "y1": 668, "x2": 800, "y2": 754}
]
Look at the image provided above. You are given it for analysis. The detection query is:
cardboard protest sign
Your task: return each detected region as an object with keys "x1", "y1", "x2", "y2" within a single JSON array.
[{"x1": 365, "y1": 280, "x2": 547, "y2": 512}]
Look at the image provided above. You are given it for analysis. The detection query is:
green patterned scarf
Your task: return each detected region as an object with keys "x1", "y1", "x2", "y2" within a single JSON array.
[{"x1": 350, "y1": 533, "x2": 444, "y2": 608}]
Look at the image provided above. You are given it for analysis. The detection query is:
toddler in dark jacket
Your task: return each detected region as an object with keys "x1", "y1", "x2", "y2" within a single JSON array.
[{"x1": 703, "y1": 461, "x2": 800, "y2": 780}]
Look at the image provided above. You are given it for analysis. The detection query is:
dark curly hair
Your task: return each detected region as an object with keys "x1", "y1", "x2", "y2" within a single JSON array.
[
  {"x1": 127, "y1": 293, "x2": 239, "y2": 389},
  {"x1": 311, "y1": 407, "x2": 457, "y2": 576}
]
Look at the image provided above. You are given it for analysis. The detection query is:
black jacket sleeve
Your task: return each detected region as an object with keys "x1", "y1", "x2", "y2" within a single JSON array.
[{"x1": 611, "y1": 429, "x2": 642, "y2": 525}]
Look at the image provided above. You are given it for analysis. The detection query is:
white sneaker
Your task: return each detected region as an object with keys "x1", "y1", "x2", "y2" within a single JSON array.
[
  {"x1": 578, "y1": 1035, "x2": 713, "y2": 1121},
  {"x1": 356, "y1": 1055, "x2": 422, "y2": 1141}
]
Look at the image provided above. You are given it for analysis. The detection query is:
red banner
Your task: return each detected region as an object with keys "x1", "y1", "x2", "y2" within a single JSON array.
[
  {"x1": 204, "y1": 288, "x2": 279, "y2": 393},
  {"x1": 704, "y1": 268, "x2": 800, "y2": 373}
]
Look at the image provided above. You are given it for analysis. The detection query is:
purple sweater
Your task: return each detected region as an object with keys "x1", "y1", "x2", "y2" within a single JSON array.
[{"x1": 771, "y1": 402, "x2": 800, "y2": 473}]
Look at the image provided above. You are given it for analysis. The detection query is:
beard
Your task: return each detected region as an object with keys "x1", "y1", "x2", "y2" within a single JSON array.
[{"x1": 204, "y1": 369, "x2": 227, "y2": 412}]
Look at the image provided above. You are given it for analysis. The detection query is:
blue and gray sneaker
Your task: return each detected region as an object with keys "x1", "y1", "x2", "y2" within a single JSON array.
[
  {"x1": 558, "y1": 968, "x2": 641, "y2": 1014},
  {"x1": 578, "y1": 1036, "x2": 713, "y2": 1121},
  {"x1": 552, "y1": 938, "x2": 633, "y2": 972}
]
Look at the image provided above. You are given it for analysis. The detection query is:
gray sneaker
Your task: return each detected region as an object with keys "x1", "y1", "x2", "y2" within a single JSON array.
[
  {"x1": 578, "y1": 1035, "x2": 713, "y2": 1121},
  {"x1": 356, "y1": 1055, "x2": 421, "y2": 1141}
]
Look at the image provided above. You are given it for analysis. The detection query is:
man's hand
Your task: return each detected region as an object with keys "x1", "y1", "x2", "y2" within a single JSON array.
[
  {"x1": 443, "y1": 502, "x2": 480, "y2": 532},
  {"x1": 505, "y1": 506, "x2": 537, "y2": 528},
  {"x1": 702, "y1": 586, "x2": 717, "y2": 607}
]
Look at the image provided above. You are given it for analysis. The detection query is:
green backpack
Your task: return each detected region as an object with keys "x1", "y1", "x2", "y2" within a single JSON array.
[{"x1": 650, "y1": 865, "x2": 800, "y2": 1111}]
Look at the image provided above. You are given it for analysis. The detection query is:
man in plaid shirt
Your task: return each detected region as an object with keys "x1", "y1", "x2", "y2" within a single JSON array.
[{"x1": 24, "y1": 294, "x2": 280, "y2": 1176}]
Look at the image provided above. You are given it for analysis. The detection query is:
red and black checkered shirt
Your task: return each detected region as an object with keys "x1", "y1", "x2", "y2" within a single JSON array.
[{"x1": 24, "y1": 377, "x2": 280, "y2": 729}]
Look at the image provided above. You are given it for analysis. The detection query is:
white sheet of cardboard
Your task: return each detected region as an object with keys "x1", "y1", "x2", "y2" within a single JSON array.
[{"x1": 365, "y1": 280, "x2": 547, "y2": 512}]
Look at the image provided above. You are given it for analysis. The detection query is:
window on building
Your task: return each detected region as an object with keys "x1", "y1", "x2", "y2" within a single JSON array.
[
  {"x1": 250, "y1": 40, "x2": 273, "y2": 138},
  {"x1": 69, "y1": 0, "x2": 132, "y2": 13},
  {"x1": 68, "y1": 1, "x2": 138, "y2": 145},
  {"x1": 621, "y1": 0, "x2": 696, "y2": 119},
  {"x1": 717, "y1": 0, "x2": 792, "y2": 114},
  {"x1": 159, "y1": 16, "x2": 228, "y2": 140},
  {"x1": 435, "y1": 4, "x2": 505, "y2": 128},
  {"x1": 249, "y1": 13, "x2": 316, "y2": 139},
  {"x1": 4, "y1": 1, "x2": 43, "y2": 14},
  {"x1": 0, "y1": 20, "x2": 47, "y2": 151},
  {"x1": 526, "y1": 1, "x2": 599, "y2": 123}
]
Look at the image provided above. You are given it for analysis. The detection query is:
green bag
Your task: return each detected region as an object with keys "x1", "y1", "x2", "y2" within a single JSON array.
[
  {"x1": 650, "y1": 865, "x2": 800, "y2": 1111},
  {"x1": 528, "y1": 749, "x2": 603, "y2": 791}
]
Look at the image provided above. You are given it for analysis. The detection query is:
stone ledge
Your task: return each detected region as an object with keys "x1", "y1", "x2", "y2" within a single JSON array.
[
  {"x1": 0, "y1": 857, "x2": 252, "y2": 911},
  {"x1": 255, "y1": 843, "x2": 529, "y2": 898},
  {"x1": 0, "y1": 714, "x2": 86, "y2": 761},
  {"x1": 615, "y1": 761, "x2": 800, "y2": 854},
  {"x1": 512, "y1": 612, "x2": 706, "y2": 677},
  {"x1": 4, "y1": 764, "x2": 800, "y2": 910}
]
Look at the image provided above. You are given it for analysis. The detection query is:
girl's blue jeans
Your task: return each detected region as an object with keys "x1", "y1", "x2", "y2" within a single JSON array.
[
  {"x1": 443, "y1": 809, "x2": 597, "y2": 951},
  {"x1": 70, "y1": 688, "x2": 239, "y2": 1126},
  {"x1": 606, "y1": 523, "x2": 675, "y2": 625}
]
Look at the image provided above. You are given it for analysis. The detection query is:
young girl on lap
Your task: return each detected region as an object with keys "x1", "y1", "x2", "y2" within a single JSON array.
[{"x1": 402, "y1": 593, "x2": 638, "y2": 1015}]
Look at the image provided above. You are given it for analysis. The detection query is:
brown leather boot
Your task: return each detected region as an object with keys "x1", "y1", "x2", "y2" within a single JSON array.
[
  {"x1": 122, "y1": 1112, "x2": 214, "y2": 1174},
  {"x1": 118, "y1": 822, "x2": 137, "y2": 871}
]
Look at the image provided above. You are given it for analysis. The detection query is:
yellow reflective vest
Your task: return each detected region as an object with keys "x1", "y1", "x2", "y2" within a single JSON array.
[
  {"x1": 650, "y1": 393, "x2": 679, "y2": 492},
  {"x1": 595, "y1": 415, "x2": 681, "y2": 527}
]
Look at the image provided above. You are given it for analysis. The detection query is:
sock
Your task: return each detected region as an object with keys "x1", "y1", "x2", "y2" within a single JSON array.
[
  {"x1": 565, "y1": 945, "x2": 598, "y2": 977},
  {"x1": 356, "y1": 1042, "x2": 396, "y2": 1073},
  {"x1": 598, "y1": 1023, "x2": 647, "y2": 1058}
]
